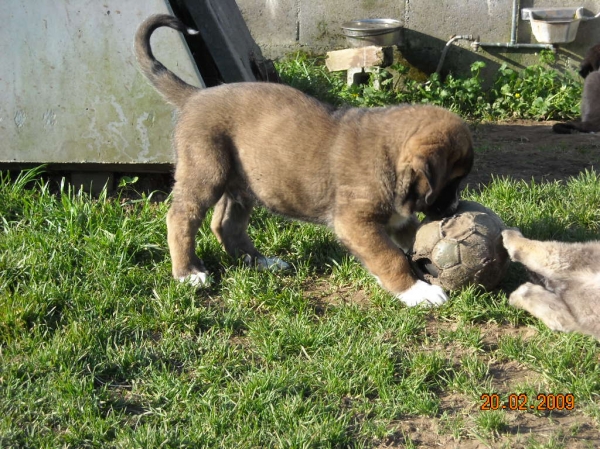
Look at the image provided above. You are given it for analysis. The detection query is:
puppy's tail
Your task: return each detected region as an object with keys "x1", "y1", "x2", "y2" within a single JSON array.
[
  {"x1": 134, "y1": 14, "x2": 200, "y2": 109},
  {"x1": 552, "y1": 121, "x2": 593, "y2": 134}
]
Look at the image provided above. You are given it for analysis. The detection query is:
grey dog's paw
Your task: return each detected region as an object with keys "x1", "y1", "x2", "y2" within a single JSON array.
[
  {"x1": 501, "y1": 228, "x2": 523, "y2": 260},
  {"x1": 508, "y1": 282, "x2": 532, "y2": 308}
]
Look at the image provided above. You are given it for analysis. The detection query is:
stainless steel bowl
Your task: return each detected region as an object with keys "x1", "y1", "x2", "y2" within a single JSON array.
[{"x1": 341, "y1": 19, "x2": 403, "y2": 47}]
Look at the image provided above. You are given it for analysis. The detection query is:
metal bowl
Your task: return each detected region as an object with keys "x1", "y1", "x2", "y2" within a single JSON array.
[{"x1": 341, "y1": 19, "x2": 403, "y2": 47}]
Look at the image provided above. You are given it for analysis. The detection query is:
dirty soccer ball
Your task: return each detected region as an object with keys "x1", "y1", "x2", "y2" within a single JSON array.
[{"x1": 409, "y1": 201, "x2": 510, "y2": 291}]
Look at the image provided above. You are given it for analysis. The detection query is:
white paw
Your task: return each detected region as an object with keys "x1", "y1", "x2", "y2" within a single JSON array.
[
  {"x1": 243, "y1": 255, "x2": 290, "y2": 272},
  {"x1": 501, "y1": 229, "x2": 522, "y2": 259},
  {"x1": 397, "y1": 280, "x2": 448, "y2": 307},
  {"x1": 178, "y1": 271, "x2": 211, "y2": 288}
]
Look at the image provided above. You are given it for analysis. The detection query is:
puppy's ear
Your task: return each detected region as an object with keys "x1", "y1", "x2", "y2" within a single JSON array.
[
  {"x1": 394, "y1": 163, "x2": 435, "y2": 212},
  {"x1": 409, "y1": 157, "x2": 440, "y2": 206},
  {"x1": 394, "y1": 164, "x2": 415, "y2": 199},
  {"x1": 393, "y1": 165, "x2": 416, "y2": 212},
  {"x1": 415, "y1": 163, "x2": 436, "y2": 206},
  {"x1": 580, "y1": 44, "x2": 600, "y2": 78}
]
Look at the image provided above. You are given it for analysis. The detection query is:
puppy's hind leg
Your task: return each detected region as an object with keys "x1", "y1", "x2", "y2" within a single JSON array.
[
  {"x1": 210, "y1": 194, "x2": 289, "y2": 271},
  {"x1": 211, "y1": 194, "x2": 259, "y2": 260},
  {"x1": 509, "y1": 282, "x2": 579, "y2": 334},
  {"x1": 168, "y1": 154, "x2": 228, "y2": 286}
]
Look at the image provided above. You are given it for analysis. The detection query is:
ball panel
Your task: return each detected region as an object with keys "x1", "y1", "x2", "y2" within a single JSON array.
[
  {"x1": 413, "y1": 221, "x2": 443, "y2": 254},
  {"x1": 459, "y1": 233, "x2": 496, "y2": 268},
  {"x1": 432, "y1": 238, "x2": 461, "y2": 269}
]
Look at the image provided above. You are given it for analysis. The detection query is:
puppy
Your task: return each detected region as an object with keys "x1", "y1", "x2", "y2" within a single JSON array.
[
  {"x1": 578, "y1": 43, "x2": 600, "y2": 79},
  {"x1": 502, "y1": 229, "x2": 600, "y2": 340},
  {"x1": 134, "y1": 15, "x2": 474, "y2": 306},
  {"x1": 553, "y1": 44, "x2": 600, "y2": 134}
]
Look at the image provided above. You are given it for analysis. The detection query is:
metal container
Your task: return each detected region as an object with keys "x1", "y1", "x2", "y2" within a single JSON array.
[
  {"x1": 341, "y1": 19, "x2": 402, "y2": 48},
  {"x1": 530, "y1": 18, "x2": 580, "y2": 44},
  {"x1": 522, "y1": 7, "x2": 584, "y2": 44}
]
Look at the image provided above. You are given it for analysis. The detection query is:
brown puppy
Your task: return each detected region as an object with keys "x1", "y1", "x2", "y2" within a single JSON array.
[
  {"x1": 553, "y1": 44, "x2": 600, "y2": 134},
  {"x1": 503, "y1": 230, "x2": 600, "y2": 340},
  {"x1": 579, "y1": 43, "x2": 600, "y2": 79},
  {"x1": 134, "y1": 15, "x2": 474, "y2": 306}
]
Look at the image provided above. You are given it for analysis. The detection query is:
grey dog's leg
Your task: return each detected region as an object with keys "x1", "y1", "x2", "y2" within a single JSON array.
[
  {"x1": 503, "y1": 229, "x2": 598, "y2": 275},
  {"x1": 502, "y1": 230, "x2": 566, "y2": 279},
  {"x1": 509, "y1": 282, "x2": 579, "y2": 333}
]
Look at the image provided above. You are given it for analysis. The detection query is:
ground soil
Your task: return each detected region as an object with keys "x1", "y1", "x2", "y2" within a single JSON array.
[{"x1": 467, "y1": 120, "x2": 600, "y2": 189}]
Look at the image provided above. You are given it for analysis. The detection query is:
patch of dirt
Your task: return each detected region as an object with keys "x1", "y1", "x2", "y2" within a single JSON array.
[
  {"x1": 467, "y1": 121, "x2": 600, "y2": 189},
  {"x1": 379, "y1": 410, "x2": 600, "y2": 449}
]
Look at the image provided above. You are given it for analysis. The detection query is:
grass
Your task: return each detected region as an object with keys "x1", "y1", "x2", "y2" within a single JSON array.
[
  {"x1": 1, "y1": 166, "x2": 600, "y2": 448},
  {"x1": 1, "y1": 52, "x2": 597, "y2": 447}
]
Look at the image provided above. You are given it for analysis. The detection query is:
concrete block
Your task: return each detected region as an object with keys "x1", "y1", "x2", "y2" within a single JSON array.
[
  {"x1": 326, "y1": 46, "x2": 387, "y2": 72},
  {"x1": 347, "y1": 67, "x2": 381, "y2": 89},
  {"x1": 405, "y1": 0, "x2": 509, "y2": 45}
]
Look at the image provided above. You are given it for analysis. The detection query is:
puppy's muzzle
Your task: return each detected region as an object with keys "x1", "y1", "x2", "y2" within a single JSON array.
[{"x1": 425, "y1": 184, "x2": 461, "y2": 220}]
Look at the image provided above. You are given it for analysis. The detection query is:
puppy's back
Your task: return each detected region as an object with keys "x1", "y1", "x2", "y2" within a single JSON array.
[{"x1": 581, "y1": 71, "x2": 600, "y2": 125}]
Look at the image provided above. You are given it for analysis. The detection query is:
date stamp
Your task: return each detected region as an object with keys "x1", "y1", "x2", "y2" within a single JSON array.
[{"x1": 480, "y1": 393, "x2": 575, "y2": 411}]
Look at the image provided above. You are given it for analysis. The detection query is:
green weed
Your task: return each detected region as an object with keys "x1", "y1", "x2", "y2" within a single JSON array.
[{"x1": 277, "y1": 50, "x2": 582, "y2": 121}]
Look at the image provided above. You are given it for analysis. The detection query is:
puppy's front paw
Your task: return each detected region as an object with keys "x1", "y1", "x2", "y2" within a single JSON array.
[
  {"x1": 397, "y1": 280, "x2": 448, "y2": 307},
  {"x1": 178, "y1": 271, "x2": 212, "y2": 288}
]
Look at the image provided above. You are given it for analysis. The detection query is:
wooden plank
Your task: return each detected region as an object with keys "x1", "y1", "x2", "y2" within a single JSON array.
[
  {"x1": 168, "y1": 0, "x2": 279, "y2": 85},
  {"x1": 325, "y1": 46, "x2": 385, "y2": 72}
]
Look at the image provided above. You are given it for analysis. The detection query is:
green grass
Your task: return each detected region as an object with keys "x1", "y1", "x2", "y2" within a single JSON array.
[{"x1": 1, "y1": 166, "x2": 600, "y2": 447}]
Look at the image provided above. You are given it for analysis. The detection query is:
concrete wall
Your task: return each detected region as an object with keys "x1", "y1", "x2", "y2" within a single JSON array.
[
  {"x1": 2, "y1": 0, "x2": 599, "y2": 168},
  {"x1": 237, "y1": 0, "x2": 600, "y2": 77},
  {"x1": 0, "y1": 0, "x2": 202, "y2": 165}
]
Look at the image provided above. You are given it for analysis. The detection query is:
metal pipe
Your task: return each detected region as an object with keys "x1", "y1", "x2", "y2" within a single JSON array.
[
  {"x1": 510, "y1": 0, "x2": 518, "y2": 45},
  {"x1": 473, "y1": 0, "x2": 555, "y2": 51},
  {"x1": 435, "y1": 0, "x2": 556, "y2": 75},
  {"x1": 435, "y1": 35, "x2": 474, "y2": 74},
  {"x1": 472, "y1": 42, "x2": 554, "y2": 50}
]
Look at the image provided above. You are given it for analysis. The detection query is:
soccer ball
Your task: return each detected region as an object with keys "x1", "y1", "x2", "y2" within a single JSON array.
[{"x1": 409, "y1": 201, "x2": 509, "y2": 291}]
